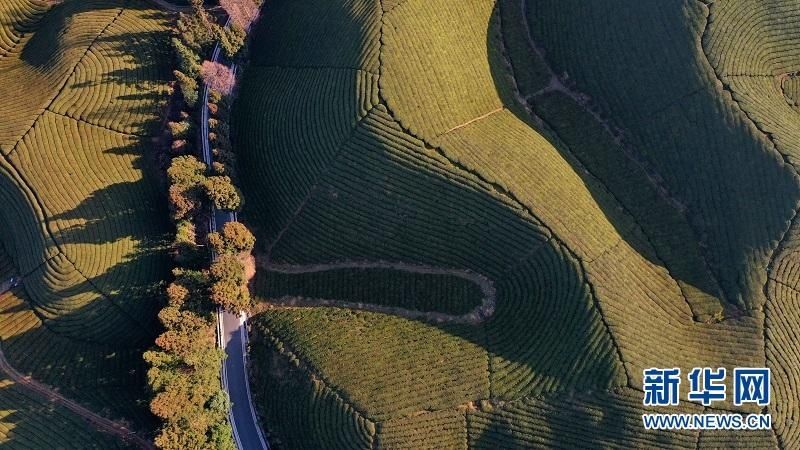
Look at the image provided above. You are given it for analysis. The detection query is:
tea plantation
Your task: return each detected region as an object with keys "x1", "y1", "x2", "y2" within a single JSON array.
[
  {"x1": 234, "y1": 0, "x2": 800, "y2": 448},
  {"x1": 0, "y1": 0, "x2": 172, "y2": 442}
]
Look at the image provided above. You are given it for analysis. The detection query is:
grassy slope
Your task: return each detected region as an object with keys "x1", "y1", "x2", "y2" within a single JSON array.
[
  {"x1": 235, "y1": 0, "x2": 800, "y2": 448},
  {"x1": 0, "y1": 0, "x2": 172, "y2": 436}
]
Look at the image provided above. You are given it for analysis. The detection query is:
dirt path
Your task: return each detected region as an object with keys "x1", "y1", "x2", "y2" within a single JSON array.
[
  {"x1": 259, "y1": 261, "x2": 497, "y2": 324},
  {"x1": 0, "y1": 283, "x2": 154, "y2": 449}
]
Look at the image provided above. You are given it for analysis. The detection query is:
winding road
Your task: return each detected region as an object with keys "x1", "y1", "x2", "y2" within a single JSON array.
[{"x1": 201, "y1": 31, "x2": 270, "y2": 450}]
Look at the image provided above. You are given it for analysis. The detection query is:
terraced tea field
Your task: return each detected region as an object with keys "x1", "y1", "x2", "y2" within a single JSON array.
[
  {"x1": 0, "y1": 0, "x2": 173, "y2": 440},
  {"x1": 0, "y1": 372, "x2": 134, "y2": 449},
  {"x1": 234, "y1": 0, "x2": 800, "y2": 447}
]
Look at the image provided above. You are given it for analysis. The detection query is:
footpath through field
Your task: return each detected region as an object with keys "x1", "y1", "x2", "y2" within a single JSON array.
[
  {"x1": 0, "y1": 282, "x2": 155, "y2": 450},
  {"x1": 261, "y1": 261, "x2": 497, "y2": 324}
]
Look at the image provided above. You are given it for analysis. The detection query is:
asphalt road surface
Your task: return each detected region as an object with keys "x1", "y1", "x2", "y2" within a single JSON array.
[
  {"x1": 201, "y1": 35, "x2": 270, "y2": 449},
  {"x1": 220, "y1": 308, "x2": 270, "y2": 450}
]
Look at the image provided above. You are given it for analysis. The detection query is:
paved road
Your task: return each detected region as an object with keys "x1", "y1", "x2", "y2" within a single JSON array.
[
  {"x1": 201, "y1": 29, "x2": 270, "y2": 450},
  {"x1": 218, "y1": 307, "x2": 269, "y2": 450}
]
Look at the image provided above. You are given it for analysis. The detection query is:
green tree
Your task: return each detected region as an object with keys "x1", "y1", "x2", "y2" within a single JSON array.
[
  {"x1": 174, "y1": 70, "x2": 199, "y2": 108},
  {"x1": 216, "y1": 24, "x2": 247, "y2": 58},
  {"x1": 172, "y1": 37, "x2": 201, "y2": 77}
]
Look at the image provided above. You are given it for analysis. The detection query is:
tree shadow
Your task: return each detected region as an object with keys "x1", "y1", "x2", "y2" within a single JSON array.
[
  {"x1": 20, "y1": 0, "x2": 122, "y2": 70},
  {"x1": 0, "y1": 376, "x2": 136, "y2": 449},
  {"x1": 232, "y1": 0, "x2": 654, "y2": 445},
  {"x1": 233, "y1": 0, "x2": 799, "y2": 446},
  {"x1": 492, "y1": 0, "x2": 800, "y2": 315},
  {"x1": 486, "y1": 0, "x2": 734, "y2": 320},
  {"x1": 0, "y1": 0, "x2": 175, "y2": 438},
  {"x1": 15, "y1": 0, "x2": 173, "y2": 137},
  {"x1": 0, "y1": 249, "x2": 159, "y2": 436}
]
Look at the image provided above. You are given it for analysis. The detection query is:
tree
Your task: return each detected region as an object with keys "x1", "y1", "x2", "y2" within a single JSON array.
[
  {"x1": 208, "y1": 254, "x2": 250, "y2": 312},
  {"x1": 210, "y1": 279, "x2": 250, "y2": 312},
  {"x1": 219, "y1": 0, "x2": 260, "y2": 30},
  {"x1": 171, "y1": 139, "x2": 189, "y2": 155},
  {"x1": 172, "y1": 37, "x2": 201, "y2": 77},
  {"x1": 174, "y1": 70, "x2": 199, "y2": 108},
  {"x1": 209, "y1": 422, "x2": 236, "y2": 450},
  {"x1": 208, "y1": 222, "x2": 255, "y2": 255},
  {"x1": 200, "y1": 60, "x2": 236, "y2": 95},
  {"x1": 203, "y1": 176, "x2": 242, "y2": 211},
  {"x1": 166, "y1": 283, "x2": 190, "y2": 307},
  {"x1": 168, "y1": 184, "x2": 201, "y2": 221},
  {"x1": 168, "y1": 155, "x2": 207, "y2": 187},
  {"x1": 177, "y1": 9, "x2": 215, "y2": 52},
  {"x1": 210, "y1": 254, "x2": 245, "y2": 284},
  {"x1": 168, "y1": 120, "x2": 192, "y2": 139},
  {"x1": 216, "y1": 24, "x2": 247, "y2": 58},
  {"x1": 222, "y1": 222, "x2": 255, "y2": 252},
  {"x1": 173, "y1": 220, "x2": 204, "y2": 266}
]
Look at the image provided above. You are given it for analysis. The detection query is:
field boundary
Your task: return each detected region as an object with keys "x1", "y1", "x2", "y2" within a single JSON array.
[
  {"x1": 0, "y1": 282, "x2": 154, "y2": 449},
  {"x1": 260, "y1": 261, "x2": 496, "y2": 324}
]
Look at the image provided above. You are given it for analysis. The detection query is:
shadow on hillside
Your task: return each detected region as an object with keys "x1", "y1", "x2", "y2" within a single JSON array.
[
  {"x1": 235, "y1": 0, "x2": 800, "y2": 447},
  {"x1": 486, "y1": 0, "x2": 731, "y2": 319},
  {"x1": 236, "y1": 3, "x2": 630, "y2": 449},
  {"x1": 0, "y1": 249, "x2": 159, "y2": 435},
  {"x1": 0, "y1": 0, "x2": 175, "y2": 438},
  {"x1": 0, "y1": 375, "x2": 136, "y2": 449},
  {"x1": 489, "y1": 0, "x2": 800, "y2": 315},
  {"x1": 0, "y1": 154, "x2": 167, "y2": 431},
  {"x1": 18, "y1": 0, "x2": 173, "y2": 136}
]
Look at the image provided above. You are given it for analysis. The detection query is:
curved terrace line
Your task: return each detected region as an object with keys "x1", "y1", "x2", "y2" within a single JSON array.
[
  {"x1": 0, "y1": 282, "x2": 154, "y2": 449},
  {"x1": 260, "y1": 261, "x2": 497, "y2": 324}
]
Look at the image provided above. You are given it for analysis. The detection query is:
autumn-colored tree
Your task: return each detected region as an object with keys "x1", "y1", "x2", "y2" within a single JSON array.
[
  {"x1": 168, "y1": 155, "x2": 207, "y2": 187},
  {"x1": 166, "y1": 282, "x2": 189, "y2": 307},
  {"x1": 219, "y1": 0, "x2": 260, "y2": 29},
  {"x1": 208, "y1": 222, "x2": 255, "y2": 255},
  {"x1": 168, "y1": 184, "x2": 201, "y2": 221},
  {"x1": 200, "y1": 60, "x2": 236, "y2": 95},
  {"x1": 210, "y1": 161, "x2": 231, "y2": 177},
  {"x1": 207, "y1": 254, "x2": 251, "y2": 312},
  {"x1": 210, "y1": 254, "x2": 245, "y2": 283},
  {"x1": 222, "y1": 222, "x2": 255, "y2": 253},
  {"x1": 210, "y1": 279, "x2": 250, "y2": 312},
  {"x1": 203, "y1": 175, "x2": 242, "y2": 211},
  {"x1": 168, "y1": 120, "x2": 192, "y2": 139}
]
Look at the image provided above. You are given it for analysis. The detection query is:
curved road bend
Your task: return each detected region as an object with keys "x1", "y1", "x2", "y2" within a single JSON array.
[{"x1": 201, "y1": 32, "x2": 270, "y2": 450}]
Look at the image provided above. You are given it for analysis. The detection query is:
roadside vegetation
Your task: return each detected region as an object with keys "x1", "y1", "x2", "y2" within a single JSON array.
[{"x1": 143, "y1": 0, "x2": 261, "y2": 448}]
